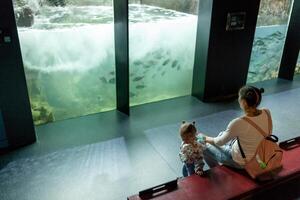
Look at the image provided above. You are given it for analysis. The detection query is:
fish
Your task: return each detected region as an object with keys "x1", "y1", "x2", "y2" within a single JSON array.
[
  {"x1": 260, "y1": 47, "x2": 267, "y2": 51},
  {"x1": 133, "y1": 60, "x2": 143, "y2": 66},
  {"x1": 162, "y1": 59, "x2": 170, "y2": 66},
  {"x1": 161, "y1": 71, "x2": 166, "y2": 76},
  {"x1": 109, "y1": 71, "x2": 115, "y2": 75},
  {"x1": 255, "y1": 40, "x2": 264, "y2": 46},
  {"x1": 108, "y1": 78, "x2": 115, "y2": 84},
  {"x1": 136, "y1": 85, "x2": 146, "y2": 89},
  {"x1": 172, "y1": 60, "x2": 178, "y2": 68},
  {"x1": 271, "y1": 31, "x2": 282, "y2": 38},
  {"x1": 146, "y1": 51, "x2": 152, "y2": 57},
  {"x1": 133, "y1": 76, "x2": 144, "y2": 82},
  {"x1": 147, "y1": 60, "x2": 156, "y2": 66},
  {"x1": 130, "y1": 92, "x2": 136, "y2": 97},
  {"x1": 143, "y1": 64, "x2": 151, "y2": 69},
  {"x1": 248, "y1": 71, "x2": 257, "y2": 74},
  {"x1": 177, "y1": 66, "x2": 181, "y2": 71},
  {"x1": 99, "y1": 77, "x2": 107, "y2": 84},
  {"x1": 154, "y1": 54, "x2": 162, "y2": 60}
]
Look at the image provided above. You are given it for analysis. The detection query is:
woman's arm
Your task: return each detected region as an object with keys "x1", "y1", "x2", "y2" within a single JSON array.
[
  {"x1": 204, "y1": 118, "x2": 241, "y2": 146},
  {"x1": 205, "y1": 136, "x2": 215, "y2": 145}
]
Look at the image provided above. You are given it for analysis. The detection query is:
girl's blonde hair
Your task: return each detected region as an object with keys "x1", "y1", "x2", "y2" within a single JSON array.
[{"x1": 180, "y1": 121, "x2": 197, "y2": 140}]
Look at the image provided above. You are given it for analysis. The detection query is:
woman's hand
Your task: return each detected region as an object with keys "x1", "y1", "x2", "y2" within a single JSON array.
[
  {"x1": 197, "y1": 133, "x2": 214, "y2": 145},
  {"x1": 205, "y1": 136, "x2": 215, "y2": 145},
  {"x1": 197, "y1": 132, "x2": 215, "y2": 145}
]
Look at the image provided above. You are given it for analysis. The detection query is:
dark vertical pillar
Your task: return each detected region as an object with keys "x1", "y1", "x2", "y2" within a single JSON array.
[
  {"x1": 278, "y1": 0, "x2": 300, "y2": 81},
  {"x1": 192, "y1": 0, "x2": 213, "y2": 100},
  {"x1": 0, "y1": 110, "x2": 8, "y2": 148},
  {"x1": 114, "y1": 0, "x2": 130, "y2": 115},
  {"x1": 0, "y1": 0, "x2": 36, "y2": 148},
  {"x1": 192, "y1": 0, "x2": 260, "y2": 101}
]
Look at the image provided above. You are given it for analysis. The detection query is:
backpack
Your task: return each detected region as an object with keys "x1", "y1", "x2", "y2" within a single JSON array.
[{"x1": 237, "y1": 109, "x2": 283, "y2": 181}]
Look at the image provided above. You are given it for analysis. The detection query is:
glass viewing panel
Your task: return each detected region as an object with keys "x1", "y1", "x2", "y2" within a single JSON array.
[
  {"x1": 247, "y1": 0, "x2": 293, "y2": 83},
  {"x1": 13, "y1": 0, "x2": 116, "y2": 125},
  {"x1": 128, "y1": 0, "x2": 199, "y2": 106}
]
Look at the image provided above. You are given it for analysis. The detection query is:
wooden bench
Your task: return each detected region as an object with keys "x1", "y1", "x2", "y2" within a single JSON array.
[{"x1": 128, "y1": 137, "x2": 300, "y2": 200}]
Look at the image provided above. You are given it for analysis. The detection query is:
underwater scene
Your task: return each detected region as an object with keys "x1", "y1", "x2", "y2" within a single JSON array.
[
  {"x1": 247, "y1": 0, "x2": 293, "y2": 83},
  {"x1": 247, "y1": 25, "x2": 287, "y2": 83},
  {"x1": 128, "y1": 5, "x2": 197, "y2": 106},
  {"x1": 14, "y1": 1, "x2": 198, "y2": 125},
  {"x1": 14, "y1": 0, "x2": 294, "y2": 125},
  {"x1": 15, "y1": 2, "x2": 116, "y2": 125}
]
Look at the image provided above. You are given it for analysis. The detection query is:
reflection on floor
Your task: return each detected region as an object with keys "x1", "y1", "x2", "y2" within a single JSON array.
[
  {"x1": 0, "y1": 76, "x2": 300, "y2": 200},
  {"x1": 0, "y1": 138, "x2": 131, "y2": 200}
]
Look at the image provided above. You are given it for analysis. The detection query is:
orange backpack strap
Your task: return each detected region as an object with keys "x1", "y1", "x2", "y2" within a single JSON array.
[
  {"x1": 263, "y1": 109, "x2": 273, "y2": 134},
  {"x1": 241, "y1": 114, "x2": 269, "y2": 138}
]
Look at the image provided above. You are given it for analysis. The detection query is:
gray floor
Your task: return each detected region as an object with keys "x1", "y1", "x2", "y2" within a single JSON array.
[{"x1": 1, "y1": 76, "x2": 300, "y2": 200}]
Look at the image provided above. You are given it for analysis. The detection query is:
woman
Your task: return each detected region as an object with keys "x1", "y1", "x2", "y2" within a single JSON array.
[{"x1": 203, "y1": 85, "x2": 272, "y2": 169}]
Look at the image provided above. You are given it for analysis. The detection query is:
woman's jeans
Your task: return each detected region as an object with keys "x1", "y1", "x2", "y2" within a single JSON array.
[{"x1": 203, "y1": 143, "x2": 243, "y2": 169}]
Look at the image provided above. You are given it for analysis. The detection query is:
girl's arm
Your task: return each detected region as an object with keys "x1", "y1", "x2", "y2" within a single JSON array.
[{"x1": 179, "y1": 144, "x2": 193, "y2": 163}]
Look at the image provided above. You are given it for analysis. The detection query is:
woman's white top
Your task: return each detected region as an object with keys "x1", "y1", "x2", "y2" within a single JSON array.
[{"x1": 213, "y1": 109, "x2": 272, "y2": 165}]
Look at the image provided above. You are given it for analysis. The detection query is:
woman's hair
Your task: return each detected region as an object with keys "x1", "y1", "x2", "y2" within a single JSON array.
[
  {"x1": 180, "y1": 121, "x2": 197, "y2": 140},
  {"x1": 239, "y1": 85, "x2": 264, "y2": 107}
]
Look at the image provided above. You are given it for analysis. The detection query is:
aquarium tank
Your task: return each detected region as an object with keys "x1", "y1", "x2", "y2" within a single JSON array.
[
  {"x1": 13, "y1": 0, "x2": 116, "y2": 125},
  {"x1": 13, "y1": 0, "x2": 199, "y2": 125},
  {"x1": 128, "y1": 1, "x2": 198, "y2": 106},
  {"x1": 247, "y1": 0, "x2": 294, "y2": 83}
]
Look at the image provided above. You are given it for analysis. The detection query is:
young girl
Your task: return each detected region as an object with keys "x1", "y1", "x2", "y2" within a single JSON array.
[{"x1": 179, "y1": 121, "x2": 205, "y2": 177}]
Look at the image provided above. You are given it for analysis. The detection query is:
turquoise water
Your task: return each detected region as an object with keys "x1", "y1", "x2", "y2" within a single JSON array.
[
  {"x1": 15, "y1": 1, "x2": 290, "y2": 125},
  {"x1": 16, "y1": 3, "x2": 197, "y2": 124},
  {"x1": 16, "y1": 4, "x2": 116, "y2": 124},
  {"x1": 247, "y1": 25, "x2": 287, "y2": 83},
  {"x1": 129, "y1": 6, "x2": 197, "y2": 106}
]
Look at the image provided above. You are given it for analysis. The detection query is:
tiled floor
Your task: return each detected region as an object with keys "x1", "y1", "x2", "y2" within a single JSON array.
[{"x1": 1, "y1": 76, "x2": 300, "y2": 200}]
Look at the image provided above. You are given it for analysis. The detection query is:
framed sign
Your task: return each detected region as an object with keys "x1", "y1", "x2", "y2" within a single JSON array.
[{"x1": 226, "y1": 12, "x2": 246, "y2": 31}]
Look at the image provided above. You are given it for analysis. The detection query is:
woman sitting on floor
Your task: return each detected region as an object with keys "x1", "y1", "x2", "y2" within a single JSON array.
[{"x1": 202, "y1": 85, "x2": 272, "y2": 169}]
